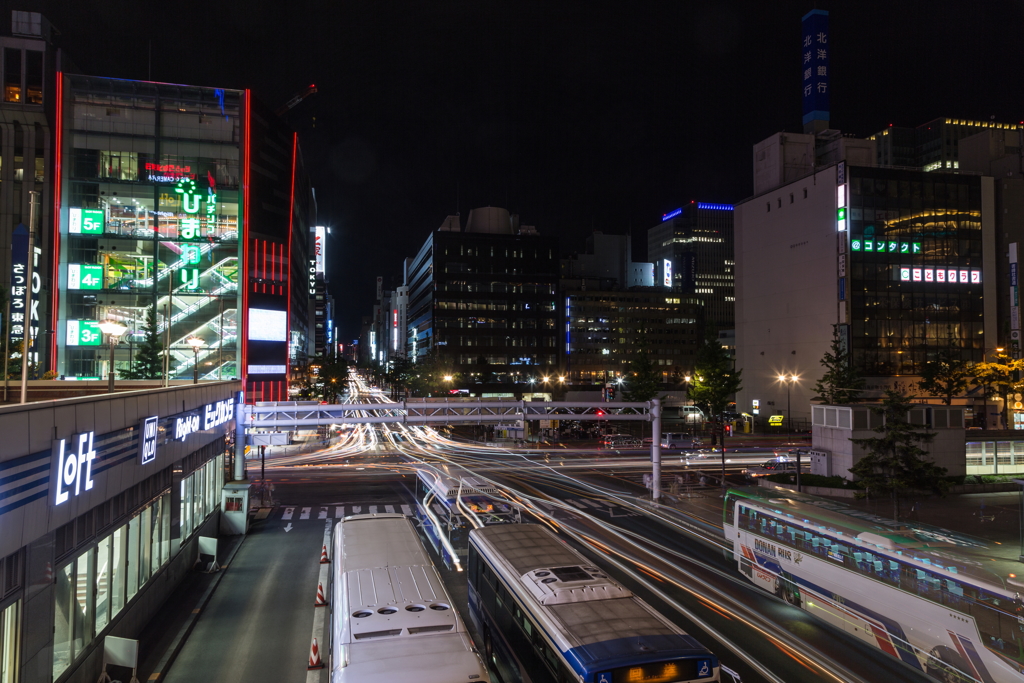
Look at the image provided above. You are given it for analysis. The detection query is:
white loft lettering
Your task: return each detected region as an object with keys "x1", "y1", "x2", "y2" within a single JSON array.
[{"x1": 53, "y1": 432, "x2": 96, "y2": 506}]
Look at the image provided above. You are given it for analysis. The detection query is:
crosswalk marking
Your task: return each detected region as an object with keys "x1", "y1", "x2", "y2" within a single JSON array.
[
  {"x1": 385, "y1": 505, "x2": 395, "y2": 513},
  {"x1": 401, "y1": 504, "x2": 412, "y2": 515},
  {"x1": 318, "y1": 508, "x2": 327, "y2": 519},
  {"x1": 369, "y1": 505, "x2": 377, "y2": 514},
  {"x1": 565, "y1": 499, "x2": 587, "y2": 509},
  {"x1": 335, "y1": 506, "x2": 344, "y2": 519},
  {"x1": 577, "y1": 498, "x2": 604, "y2": 509},
  {"x1": 300, "y1": 507, "x2": 311, "y2": 520},
  {"x1": 352, "y1": 506, "x2": 362, "y2": 514},
  {"x1": 283, "y1": 507, "x2": 294, "y2": 520}
]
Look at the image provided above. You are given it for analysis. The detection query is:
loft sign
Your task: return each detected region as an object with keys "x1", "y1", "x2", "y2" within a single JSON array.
[
  {"x1": 174, "y1": 399, "x2": 234, "y2": 441},
  {"x1": 51, "y1": 432, "x2": 97, "y2": 506}
]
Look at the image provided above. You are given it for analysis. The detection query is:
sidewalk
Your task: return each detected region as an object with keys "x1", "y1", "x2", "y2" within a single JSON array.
[{"x1": 133, "y1": 534, "x2": 246, "y2": 681}]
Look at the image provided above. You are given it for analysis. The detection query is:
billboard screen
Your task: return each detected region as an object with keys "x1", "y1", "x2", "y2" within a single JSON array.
[
  {"x1": 248, "y1": 308, "x2": 288, "y2": 342},
  {"x1": 663, "y1": 259, "x2": 673, "y2": 287}
]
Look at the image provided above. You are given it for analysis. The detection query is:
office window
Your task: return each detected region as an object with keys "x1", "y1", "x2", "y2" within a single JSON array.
[
  {"x1": 3, "y1": 49, "x2": 21, "y2": 102},
  {"x1": 25, "y1": 50, "x2": 42, "y2": 104}
]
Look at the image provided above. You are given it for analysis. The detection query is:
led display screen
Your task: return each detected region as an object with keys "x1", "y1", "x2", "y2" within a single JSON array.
[{"x1": 248, "y1": 308, "x2": 287, "y2": 341}]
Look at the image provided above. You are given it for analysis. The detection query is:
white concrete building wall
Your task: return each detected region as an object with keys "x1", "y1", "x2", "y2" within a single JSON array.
[{"x1": 736, "y1": 165, "x2": 839, "y2": 423}]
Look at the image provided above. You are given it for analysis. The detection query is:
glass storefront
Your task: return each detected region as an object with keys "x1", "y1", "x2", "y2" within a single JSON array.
[
  {"x1": 180, "y1": 456, "x2": 224, "y2": 540},
  {"x1": 52, "y1": 451, "x2": 221, "y2": 682},
  {"x1": 966, "y1": 441, "x2": 1024, "y2": 475},
  {"x1": 0, "y1": 600, "x2": 18, "y2": 683},
  {"x1": 58, "y1": 77, "x2": 243, "y2": 380}
]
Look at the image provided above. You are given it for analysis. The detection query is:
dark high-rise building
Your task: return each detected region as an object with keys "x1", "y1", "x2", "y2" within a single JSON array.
[
  {"x1": 647, "y1": 202, "x2": 735, "y2": 330},
  {"x1": 406, "y1": 207, "x2": 559, "y2": 379}
]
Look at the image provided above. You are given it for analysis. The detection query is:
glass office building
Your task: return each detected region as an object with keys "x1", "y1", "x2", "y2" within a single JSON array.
[
  {"x1": 53, "y1": 76, "x2": 243, "y2": 381},
  {"x1": 845, "y1": 167, "x2": 985, "y2": 375}
]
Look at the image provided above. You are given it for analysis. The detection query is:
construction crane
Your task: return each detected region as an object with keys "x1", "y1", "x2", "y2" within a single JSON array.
[{"x1": 275, "y1": 84, "x2": 317, "y2": 117}]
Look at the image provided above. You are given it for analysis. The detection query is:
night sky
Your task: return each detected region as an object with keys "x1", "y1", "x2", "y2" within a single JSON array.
[{"x1": 22, "y1": 0, "x2": 1023, "y2": 340}]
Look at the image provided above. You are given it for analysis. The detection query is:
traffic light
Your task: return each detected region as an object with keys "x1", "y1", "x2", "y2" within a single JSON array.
[
  {"x1": 595, "y1": 409, "x2": 605, "y2": 417},
  {"x1": 605, "y1": 385, "x2": 615, "y2": 401}
]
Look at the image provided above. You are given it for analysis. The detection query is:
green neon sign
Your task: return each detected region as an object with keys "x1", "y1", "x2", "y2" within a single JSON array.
[
  {"x1": 66, "y1": 320, "x2": 102, "y2": 346},
  {"x1": 69, "y1": 208, "x2": 104, "y2": 235},
  {"x1": 179, "y1": 267, "x2": 200, "y2": 290},
  {"x1": 68, "y1": 264, "x2": 103, "y2": 290},
  {"x1": 175, "y1": 178, "x2": 217, "y2": 240},
  {"x1": 851, "y1": 239, "x2": 862, "y2": 251}
]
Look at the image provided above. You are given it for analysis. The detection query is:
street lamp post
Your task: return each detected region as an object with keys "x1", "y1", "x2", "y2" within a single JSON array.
[
  {"x1": 186, "y1": 336, "x2": 205, "y2": 384},
  {"x1": 98, "y1": 320, "x2": 128, "y2": 393},
  {"x1": 777, "y1": 374, "x2": 800, "y2": 434}
]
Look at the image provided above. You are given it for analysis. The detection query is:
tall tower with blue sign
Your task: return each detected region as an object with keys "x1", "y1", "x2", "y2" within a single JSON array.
[{"x1": 801, "y1": 9, "x2": 830, "y2": 135}]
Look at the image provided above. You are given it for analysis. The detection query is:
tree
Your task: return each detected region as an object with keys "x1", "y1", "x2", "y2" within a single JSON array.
[
  {"x1": 688, "y1": 333, "x2": 742, "y2": 418},
  {"x1": 850, "y1": 390, "x2": 947, "y2": 521},
  {"x1": 917, "y1": 342, "x2": 972, "y2": 405},
  {"x1": 622, "y1": 349, "x2": 661, "y2": 402},
  {"x1": 973, "y1": 352, "x2": 1024, "y2": 429},
  {"x1": 123, "y1": 307, "x2": 164, "y2": 379},
  {"x1": 811, "y1": 325, "x2": 864, "y2": 405}
]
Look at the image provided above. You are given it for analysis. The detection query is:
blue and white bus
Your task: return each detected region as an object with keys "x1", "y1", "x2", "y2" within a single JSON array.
[
  {"x1": 414, "y1": 465, "x2": 519, "y2": 569},
  {"x1": 724, "y1": 489, "x2": 1024, "y2": 683},
  {"x1": 469, "y1": 524, "x2": 719, "y2": 683}
]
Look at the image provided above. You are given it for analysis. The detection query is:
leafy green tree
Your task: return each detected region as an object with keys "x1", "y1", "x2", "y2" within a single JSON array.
[
  {"x1": 688, "y1": 333, "x2": 742, "y2": 418},
  {"x1": 850, "y1": 389, "x2": 948, "y2": 521},
  {"x1": 917, "y1": 342, "x2": 972, "y2": 405},
  {"x1": 811, "y1": 325, "x2": 864, "y2": 405},
  {"x1": 124, "y1": 307, "x2": 164, "y2": 379},
  {"x1": 296, "y1": 356, "x2": 349, "y2": 401},
  {"x1": 622, "y1": 349, "x2": 661, "y2": 402},
  {"x1": 973, "y1": 352, "x2": 1024, "y2": 429}
]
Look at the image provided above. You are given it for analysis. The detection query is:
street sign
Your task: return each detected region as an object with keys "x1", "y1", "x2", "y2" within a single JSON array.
[
  {"x1": 68, "y1": 264, "x2": 103, "y2": 290},
  {"x1": 66, "y1": 320, "x2": 102, "y2": 346}
]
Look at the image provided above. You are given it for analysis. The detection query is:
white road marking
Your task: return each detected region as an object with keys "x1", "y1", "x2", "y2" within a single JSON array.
[
  {"x1": 300, "y1": 507, "x2": 311, "y2": 520},
  {"x1": 369, "y1": 505, "x2": 377, "y2": 514},
  {"x1": 385, "y1": 505, "x2": 395, "y2": 513},
  {"x1": 335, "y1": 506, "x2": 344, "y2": 519},
  {"x1": 283, "y1": 507, "x2": 294, "y2": 520},
  {"x1": 284, "y1": 523, "x2": 293, "y2": 533},
  {"x1": 401, "y1": 504, "x2": 412, "y2": 515},
  {"x1": 318, "y1": 508, "x2": 328, "y2": 519},
  {"x1": 352, "y1": 506, "x2": 362, "y2": 514},
  {"x1": 566, "y1": 499, "x2": 588, "y2": 509}
]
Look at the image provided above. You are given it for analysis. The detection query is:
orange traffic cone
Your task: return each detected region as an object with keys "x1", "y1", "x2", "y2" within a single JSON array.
[
  {"x1": 314, "y1": 582, "x2": 328, "y2": 606},
  {"x1": 319, "y1": 544, "x2": 330, "y2": 564},
  {"x1": 308, "y1": 637, "x2": 324, "y2": 670}
]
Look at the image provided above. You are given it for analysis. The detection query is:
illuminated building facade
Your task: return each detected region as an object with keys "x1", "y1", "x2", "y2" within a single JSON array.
[
  {"x1": 405, "y1": 207, "x2": 559, "y2": 378},
  {"x1": 51, "y1": 75, "x2": 312, "y2": 401},
  {"x1": 736, "y1": 154, "x2": 996, "y2": 423},
  {"x1": 647, "y1": 202, "x2": 735, "y2": 330}
]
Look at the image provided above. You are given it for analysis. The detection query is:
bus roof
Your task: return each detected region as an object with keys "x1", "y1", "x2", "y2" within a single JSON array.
[
  {"x1": 728, "y1": 487, "x2": 1023, "y2": 594},
  {"x1": 415, "y1": 464, "x2": 500, "y2": 499},
  {"x1": 470, "y1": 525, "x2": 710, "y2": 667}
]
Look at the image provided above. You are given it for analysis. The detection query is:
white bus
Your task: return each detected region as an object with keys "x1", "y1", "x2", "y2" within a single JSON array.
[
  {"x1": 330, "y1": 513, "x2": 491, "y2": 683},
  {"x1": 724, "y1": 490, "x2": 1024, "y2": 682},
  {"x1": 468, "y1": 524, "x2": 719, "y2": 682}
]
